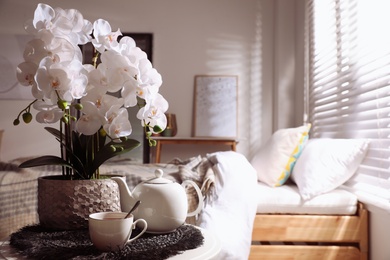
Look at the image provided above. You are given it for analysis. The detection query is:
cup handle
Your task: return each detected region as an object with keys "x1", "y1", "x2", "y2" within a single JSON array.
[
  {"x1": 182, "y1": 180, "x2": 204, "y2": 217},
  {"x1": 128, "y1": 219, "x2": 147, "y2": 243}
]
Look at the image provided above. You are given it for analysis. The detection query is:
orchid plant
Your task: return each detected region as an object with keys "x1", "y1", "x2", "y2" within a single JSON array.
[{"x1": 13, "y1": 3, "x2": 168, "y2": 179}]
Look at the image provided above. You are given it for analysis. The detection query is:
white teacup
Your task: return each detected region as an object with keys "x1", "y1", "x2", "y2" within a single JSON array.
[{"x1": 89, "y1": 212, "x2": 148, "y2": 252}]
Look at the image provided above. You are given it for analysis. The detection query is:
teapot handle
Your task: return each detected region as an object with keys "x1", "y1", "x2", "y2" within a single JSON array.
[{"x1": 181, "y1": 180, "x2": 204, "y2": 217}]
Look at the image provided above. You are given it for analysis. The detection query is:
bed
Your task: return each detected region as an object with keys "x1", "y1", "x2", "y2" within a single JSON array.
[{"x1": 0, "y1": 144, "x2": 369, "y2": 259}]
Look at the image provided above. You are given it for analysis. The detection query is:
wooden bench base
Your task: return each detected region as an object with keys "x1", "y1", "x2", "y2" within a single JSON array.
[
  {"x1": 249, "y1": 202, "x2": 369, "y2": 260},
  {"x1": 250, "y1": 245, "x2": 361, "y2": 260}
]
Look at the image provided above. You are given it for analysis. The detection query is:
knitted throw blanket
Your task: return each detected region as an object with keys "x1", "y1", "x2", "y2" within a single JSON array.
[
  {"x1": 170, "y1": 156, "x2": 216, "y2": 225},
  {"x1": 9, "y1": 224, "x2": 204, "y2": 260}
]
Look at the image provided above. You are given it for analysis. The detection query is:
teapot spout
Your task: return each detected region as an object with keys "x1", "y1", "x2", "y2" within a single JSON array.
[{"x1": 111, "y1": 176, "x2": 136, "y2": 212}]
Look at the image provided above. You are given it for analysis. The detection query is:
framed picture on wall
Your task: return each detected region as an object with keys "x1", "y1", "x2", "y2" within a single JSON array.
[
  {"x1": 82, "y1": 33, "x2": 153, "y2": 64},
  {"x1": 193, "y1": 75, "x2": 238, "y2": 138}
]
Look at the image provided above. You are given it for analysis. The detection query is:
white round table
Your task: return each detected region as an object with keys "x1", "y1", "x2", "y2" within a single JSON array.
[
  {"x1": 169, "y1": 227, "x2": 221, "y2": 260},
  {"x1": 0, "y1": 226, "x2": 221, "y2": 260}
]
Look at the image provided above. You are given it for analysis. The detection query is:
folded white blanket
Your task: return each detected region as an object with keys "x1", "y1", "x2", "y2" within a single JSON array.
[{"x1": 197, "y1": 151, "x2": 258, "y2": 260}]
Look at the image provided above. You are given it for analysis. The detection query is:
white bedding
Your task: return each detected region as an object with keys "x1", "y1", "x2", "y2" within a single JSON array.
[
  {"x1": 196, "y1": 151, "x2": 258, "y2": 260},
  {"x1": 255, "y1": 181, "x2": 358, "y2": 215}
]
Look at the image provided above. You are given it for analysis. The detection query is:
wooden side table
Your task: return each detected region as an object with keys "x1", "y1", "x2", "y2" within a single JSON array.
[{"x1": 153, "y1": 137, "x2": 238, "y2": 163}]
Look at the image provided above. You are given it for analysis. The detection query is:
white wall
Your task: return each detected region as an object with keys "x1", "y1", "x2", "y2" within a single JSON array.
[{"x1": 365, "y1": 204, "x2": 390, "y2": 260}]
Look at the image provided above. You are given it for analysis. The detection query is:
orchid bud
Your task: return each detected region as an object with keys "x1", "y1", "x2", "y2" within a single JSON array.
[
  {"x1": 120, "y1": 136, "x2": 127, "y2": 142},
  {"x1": 99, "y1": 128, "x2": 106, "y2": 137},
  {"x1": 149, "y1": 139, "x2": 157, "y2": 146},
  {"x1": 109, "y1": 145, "x2": 116, "y2": 152},
  {"x1": 13, "y1": 119, "x2": 20, "y2": 126},
  {"x1": 57, "y1": 100, "x2": 68, "y2": 110},
  {"x1": 74, "y1": 103, "x2": 83, "y2": 110},
  {"x1": 22, "y1": 112, "x2": 33, "y2": 123},
  {"x1": 61, "y1": 116, "x2": 69, "y2": 124}
]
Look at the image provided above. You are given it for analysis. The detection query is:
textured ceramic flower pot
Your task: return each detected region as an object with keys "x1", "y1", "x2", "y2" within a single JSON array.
[{"x1": 37, "y1": 175, "x2": 122, "y2": 230}]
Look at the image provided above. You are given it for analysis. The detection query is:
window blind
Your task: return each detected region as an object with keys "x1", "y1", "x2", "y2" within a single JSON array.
[{"x1": 306, "y1": 0, "x2": 390, "y2": 211}]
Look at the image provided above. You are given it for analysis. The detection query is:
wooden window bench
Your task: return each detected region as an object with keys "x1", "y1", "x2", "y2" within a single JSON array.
[{"x1": 249, "y1": 202, "x2": 369, "y2": 260}]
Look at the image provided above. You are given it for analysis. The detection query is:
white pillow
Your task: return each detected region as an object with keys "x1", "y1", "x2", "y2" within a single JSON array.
[
  {"x1": 251, "y1": 124, "x2": 311, "y2": 187},
  {"x1": 291, "y1": 138, "x2": 369, "y2": 200}
]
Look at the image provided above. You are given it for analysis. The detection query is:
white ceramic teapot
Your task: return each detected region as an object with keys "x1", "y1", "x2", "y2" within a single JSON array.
[{"x1": 111, "y1": 169, "x2": 203, "y2": 233}]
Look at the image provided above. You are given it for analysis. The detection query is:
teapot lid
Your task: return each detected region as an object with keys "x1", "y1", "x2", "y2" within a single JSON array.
[{"x1": 145, "y1": 169, "x2": 173, "y2": 184}]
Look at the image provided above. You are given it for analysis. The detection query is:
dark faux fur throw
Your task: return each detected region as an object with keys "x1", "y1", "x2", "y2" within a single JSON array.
[{"x1": 10, "y1": 224, "x2": 204, "y2": 260}]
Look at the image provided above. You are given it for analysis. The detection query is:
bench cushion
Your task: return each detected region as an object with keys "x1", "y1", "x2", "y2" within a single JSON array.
[{"x1": 255, "y1": 182, "x2": 357, "y2": 215}]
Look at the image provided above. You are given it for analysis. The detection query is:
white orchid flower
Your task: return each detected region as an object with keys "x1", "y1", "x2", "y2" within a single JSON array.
[
  {"x1": 35, "y1": 58, "x2": 72, "y2": 103},
  {"x1": 137, "y1": 93, "x2": 168, "y2": 133},
  {"x1": 66, "y1": 77, "x2": 87, "y2": 101},
  {"x1": 119, "y1": 56, "x2": 162, "y2": 108},
  {"x1": 100, "y1": 50, "x2": 138, "y2": 92},
  {"x1": 142, "y1": 92, "x2": 169, "y2": 118},
  {"x1": 81, "y1": 88, "x2": 123, "y2": 116},
  {"x1": 117, "y1": 36, "x2": 137, "y2": 54},
  {"x1": 119, "y1": 38, "x2": 147, "y2": 64},
  {"x1": 35, "y1": 57, "x2": 87, "y2": 103},
  {"x1": 138, "y1": 58, "x2": 162, "y2": 92},
  {"x1": 105, "y1": 104, "x2": 124, "y2": 124},
  {"x1": 118, "y1": 39, "x2": 160, "y2": 91},
  {"x1": 33, "y1": 100, "x2": 63, "y2": 124},
  {"x1": 53, "y1": 7, "x2": 93, "y2": 45},
  {"x1": 23, "y1": 37, "x2": 82, "y2": 75},
  {"x1": 65, "y1": 60, "x2": 88, "y2": 100},
  {"x1": 25, "y1": 3, "x2": 92, "y2": 46},
  {"x1": 24, "y1": 3, "x2": 55, "y2": 35},
  {"x1": 104, "y1": 107, "x2": 132, "y2": 139},
  {"x1": 75, "y1": 101, "x2": 105, "y2": 135},
  {"x1": 87, "y1": 66, "x2": 109, "y2": 90},
  {"x1": 119, "y1": 56, "x2": 162, "y2": 100},
  {"x1": 121, "y1": 78, "x2": 140, "y2": 108},
  {"x1": 46, "y1": 37, "x2": 83, "y2": 63},
  {"x1": 80, "y1": 87, "x2": 106, "y2": 109},
  {"x1": 16, "y1": 61, "x2": 45, "y2": 100},
  {"x1": 92, "y1": 19, "x2": 121, "y2": 53},
  {"x1": 23, "y1": 39, "x2": 51, "y2": 64},
  {"x1": 16, "y1": 62, "x2": 38, "y2": 87}
]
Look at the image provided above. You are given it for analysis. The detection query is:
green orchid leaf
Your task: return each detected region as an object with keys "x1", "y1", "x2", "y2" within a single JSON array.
[
  {"x1": 59, "y1": 140, "x2": 88, "y2": 178},
  {"x1": 75, "y1": 132, "x2": 106, "y2": 175},
  {"x1": 68, "y1": 152, "x2": 87, "y2": 178},
  {"x1": 19, "y1": 155, "x2": 72, "y2": 168},
  {"x1": 153, "y1": 125, "x2": 163, "y2": 133},
  {"x1": 45, "y1": 127, "x2": 64, "y2": 141},
  {"x1": 89, "y1": 138, "x2": 140, "y2": 175},
  {"x1": 71, "y1": 131, "x2": 87, "y2": 166}
]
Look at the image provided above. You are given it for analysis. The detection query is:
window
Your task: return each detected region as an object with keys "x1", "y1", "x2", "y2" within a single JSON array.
[{"x1": 306, "y1": 0, "x2": 390, "y2": 211}]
